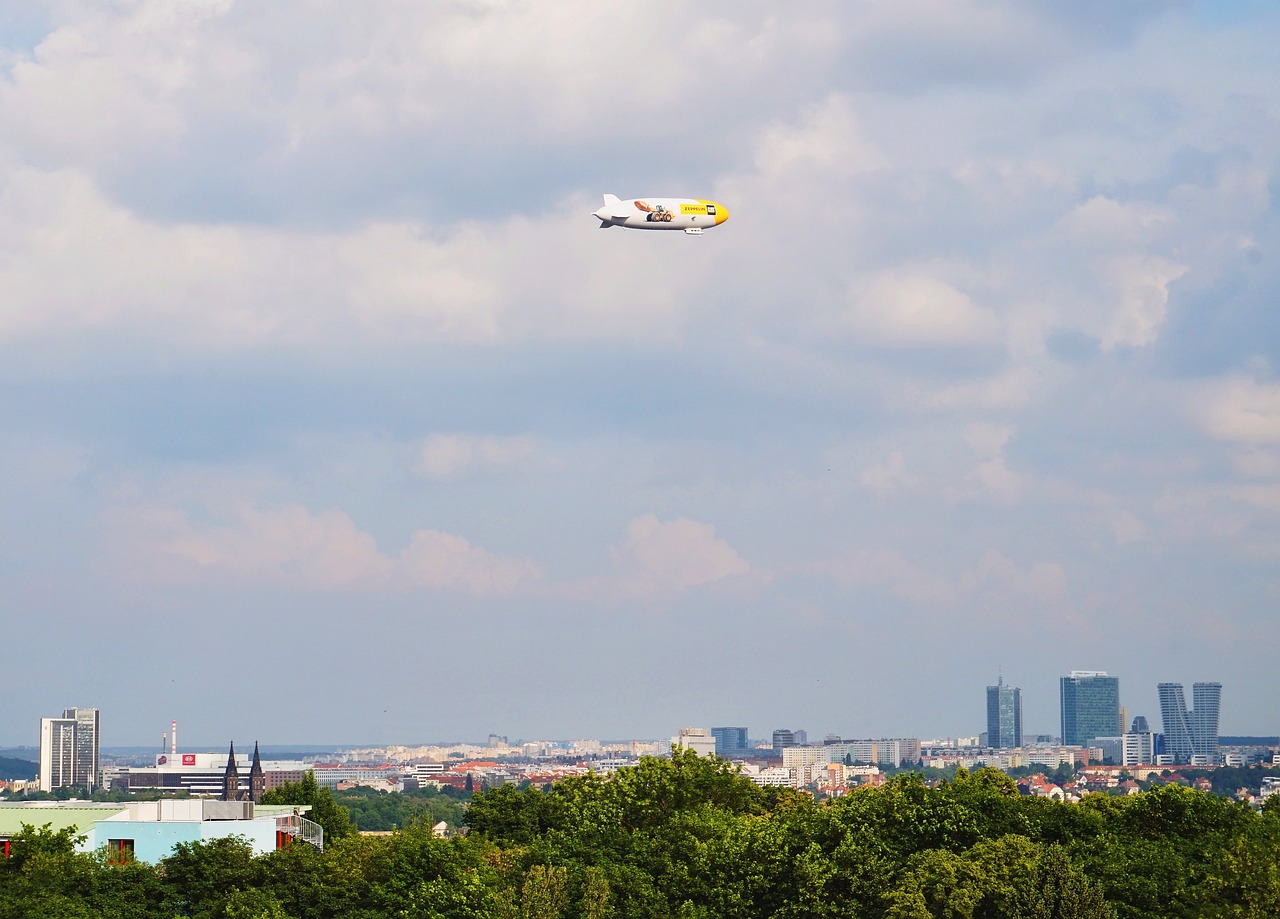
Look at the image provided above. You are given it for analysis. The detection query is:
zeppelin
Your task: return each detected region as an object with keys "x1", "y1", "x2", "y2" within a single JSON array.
[{"x1": 592, "y1": 194, "x2": 730, "y2": 235}]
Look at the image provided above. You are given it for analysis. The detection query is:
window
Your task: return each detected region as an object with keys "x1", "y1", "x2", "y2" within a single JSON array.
[{"x1": 106, "y1": 839, "x2": 134, "y2": 865}]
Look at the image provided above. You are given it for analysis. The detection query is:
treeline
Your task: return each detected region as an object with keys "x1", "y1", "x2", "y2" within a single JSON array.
[
  {"x1": 336, "y1": 785, "x2": 468, "y2": 832},
  {"x1": 0, "y1": 758, "x2": 36, "y2": 782},
  {"x1": 4, "y1": 751, "x2": 1280, "y2": 918}
]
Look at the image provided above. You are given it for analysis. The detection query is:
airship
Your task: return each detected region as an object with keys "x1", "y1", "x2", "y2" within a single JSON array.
[{"x1": 593, "y1": 194, "x2": 729, "y2": 235}]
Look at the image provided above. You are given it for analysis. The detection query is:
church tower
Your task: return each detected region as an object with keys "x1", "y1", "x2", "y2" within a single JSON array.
[
  {"x1": 249, "y1": 741, "x2": 266, "y2": 803},
  {"x1": 221, "y1": 742, "x2": 242, "y2": 801}
]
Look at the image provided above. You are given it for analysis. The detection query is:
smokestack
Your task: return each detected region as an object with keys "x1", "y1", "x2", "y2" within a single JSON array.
[
  {"x1": 163, "y1": 732, "x2": 168, "y2": 753},
  {"x1": 172, "y1": 720, "x2": 178, "y2": 755}
]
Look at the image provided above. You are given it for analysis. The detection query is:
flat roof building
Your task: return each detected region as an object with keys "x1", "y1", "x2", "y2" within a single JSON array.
[
  {"x1": 987, "y1": 678, "x2": 1022, "y2": 750},
  {"x1": 1060, "y1": 672, "x2": 1120, "y2": 747},
  {"x1": 39, "y1": 708, "x2": 100, "y2": 793}
]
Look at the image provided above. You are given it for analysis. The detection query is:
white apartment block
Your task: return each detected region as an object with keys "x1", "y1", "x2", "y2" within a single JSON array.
[
  {"x1": 671, "y1": 728, "x2": 717, "y2": 758},
  {"x1": 782, "y1": 746, "x2": 830, "y2": 785}
]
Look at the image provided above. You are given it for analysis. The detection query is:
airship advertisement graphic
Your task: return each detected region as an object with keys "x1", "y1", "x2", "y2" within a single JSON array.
[{"x1": 593, "y1": 194, "x2": 730, "y2": 235}]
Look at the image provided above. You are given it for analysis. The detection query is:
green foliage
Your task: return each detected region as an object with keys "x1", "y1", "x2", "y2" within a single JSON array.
[
  {"x1": 161, "y1": 835, "x2": 262, "y2": 917},
  {"x1": 0, "y1": 823, "x2": 84, "y2": 872},
  {"x1": 520, "y1": 865, "x2": 567, "y2": 919},
  {"x1": 0, "y1": 757, "x2": 36, "y2": 781},
  {"x1": 258, "y1": 770, "x2": 355, "y2": 841},
  {"x1": 8, "y1": 757, "x2": 1280, "y2": 919},
  {"x1": 336, "y1": 786, "x2": 467, "y2": 832}
]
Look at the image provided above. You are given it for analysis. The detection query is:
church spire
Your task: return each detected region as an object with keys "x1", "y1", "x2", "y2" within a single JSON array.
[
  {"x1": 222, "y1": 741, "x2": 242, "y2": 801},
  {"x1": 249, "y1": 741, "x2": 265, "y2": 803}
]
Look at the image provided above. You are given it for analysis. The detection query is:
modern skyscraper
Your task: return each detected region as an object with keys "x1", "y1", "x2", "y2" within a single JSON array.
[
  {"x1": 1159, "y1": 681, "x2": 1222, "y2": 763},
  {"x1": 710, "y1": 727, "x2": 749, "y2": 759},
  {"x1": 38, "y1": 707, "x2": 101, "y2": 792},
  {"x1": 986, "y1": 677, "x2": 1022, "y2": 749},
  {"x1": 1060, "y1": 671, "x2": 1120, "y2": 746},
  {"x1": 1192, "y1": 683, "x2": 1222, "y2": 759}
]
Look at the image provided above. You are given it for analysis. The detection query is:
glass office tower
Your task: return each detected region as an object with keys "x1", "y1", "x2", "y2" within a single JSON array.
[
  {"x1": 710, "y1": 726, "x2": 749, "y2": 758},
  {"x1": 986, "y1": 677, "x2": 1022, "y2": 749},
  {"x1": 1060, "y1": 671, "x2": 1120, "y2": 746}
]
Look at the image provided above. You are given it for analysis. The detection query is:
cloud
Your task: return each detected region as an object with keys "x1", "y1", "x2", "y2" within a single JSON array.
[
  {"x1": 801, "y1": 548, "x2": 955, "y2": 606},
  {"x1": 797, "y1": 545, "x2": 1071, "y2": 619},
  {"x1": 959, "y1": 549, "x2": 1070, "y2": 609},
  {"x1": 1109, "y1": 510, "x2": 1148, "y2": 546},
  {"x1": 398, "y1": 529, "x2": 543, "y2": 597},
  {"x1": 754, "y1": 94, "x2": 884, "y2": 180},
  {"x1": 859, "y1": 452, "x2": 921, "y2": 498},
  {"x1": 597, "y1": 514, "x2": 753, "y2": 600},
  {"x1": 1096, "y1": 255, "x2": 1188, "y2": 351},
  {"x1": 841, "y1": 272, "x2": 1003, "y2": 348},
  {"x1": 106, "y1": 501, "x2": 541, "y2": 596},
  {"x1": 1193, "y1": 375, "x2": 1280, "y2": 445},
  {"x1": 912, "y1": 367, "x2": 1042, "y2": 412},
  {"x1": 944, "y1": 423, "x2": 1025, "y2": 503},
  {"x1": 415, "y1": 434, "x2": 539, "y2": 480}
]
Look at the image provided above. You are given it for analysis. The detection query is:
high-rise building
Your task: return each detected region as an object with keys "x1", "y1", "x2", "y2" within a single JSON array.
[
  {"x1": 672, "y1": 727, "x2": 717, "y2": 757},
  {"x1": 986, "y1": 677, "x2": 1022, "y2": 749},
  {"x1": 1158, "y1": 681, "x2": 1222, "y2": 763},
  {"x1": 710, "y1": 727, "x2": 749, "y2": 759},
  {"x1": 1059, "y1": 671, "x2": 1120, "y2": 746},
  {"x1": 38, "y1": 707, "x2": 101, "y2": 792},
  {"x1": 772, "y1": 729, "x2": 797, "y2": 756}
]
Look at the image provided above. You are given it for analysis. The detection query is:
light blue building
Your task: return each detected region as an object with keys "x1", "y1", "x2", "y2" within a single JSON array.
[{"x1": 1, "y1": 800, "x2": 319, "y2": 864}]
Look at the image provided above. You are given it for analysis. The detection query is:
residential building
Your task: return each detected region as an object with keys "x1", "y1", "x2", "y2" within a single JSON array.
[
  {"x1": 1158, "y1": 682, "x2": 1222, "y2": 764},
  {"x1": 1060, "y1": 672, "x2": 1120, "y2": 746},
  {"x1": 986, "y1": 677, "x2": 1023, "y2": 749},
  {"x1": 782, "y1": 745, "x2": 830, "y2": 786},
  {"x1": 38, "y1": 707, "x2": 100, "y2": 792},
  {"x1": 823, "y1": 739, "x2": 905, "y2": 768},
  {"x1": 1122, "y1": 731, "x2": 1155, "y2": 766}
]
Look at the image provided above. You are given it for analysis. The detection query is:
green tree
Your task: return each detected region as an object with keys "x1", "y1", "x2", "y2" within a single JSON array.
[
  {"x1": 521, "y1": 865, "x2": 568, "y2": 919},
  {"x1": 0, "y1": 823, "x2": 84, "y2": 873},
  {"x1": 259, "y1": 770, "x2": 354, "y2": 841},
  {"x1": 222, "y1": 887, "x2": 289, "y2": 919},
  {"x1": 580, "y1": 866, "x2": 612, "y2": 919},
  {"x1": 160, "y1": 835, "x2": 262, "y2": 917},
  {"x1": 1019, "y1": 845, "x2": 1114, "y2": 919}
]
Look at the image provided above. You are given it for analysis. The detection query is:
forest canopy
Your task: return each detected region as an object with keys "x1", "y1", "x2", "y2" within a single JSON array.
[{"x1": 3, "y1": 752, "x2": 1280, "y2": 918}]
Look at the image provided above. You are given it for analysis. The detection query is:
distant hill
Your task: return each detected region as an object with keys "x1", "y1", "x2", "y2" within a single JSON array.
[
  {"x1": 1220, "y1": 736, "x2": 1279, "y2": 746},
  {"x1": 0, "y1": 756, "x2": 37, "y2": 780}
]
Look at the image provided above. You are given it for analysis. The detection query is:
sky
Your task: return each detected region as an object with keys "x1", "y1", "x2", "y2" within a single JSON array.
[{"x1": 1, "y1": 0, "x2": 1279, "y2": 748}]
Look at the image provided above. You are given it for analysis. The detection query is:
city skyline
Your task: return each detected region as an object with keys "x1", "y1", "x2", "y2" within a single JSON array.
[
  {"x1": 6, "y1": 671, "x2": 1256, "y2": 751},
  {"x1": 2, "y1": 4, "x2": 1279, "y2": 745}
]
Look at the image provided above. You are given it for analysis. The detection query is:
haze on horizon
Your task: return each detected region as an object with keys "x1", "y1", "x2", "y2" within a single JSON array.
[{"x1": 2, "y1": 1, "x2": 1278, "y2": 748}]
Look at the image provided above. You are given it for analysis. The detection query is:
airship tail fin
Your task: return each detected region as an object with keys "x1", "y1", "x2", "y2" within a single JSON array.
[{"x1": 601, "y1": 193, "x2": 631, "y2": 218}]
